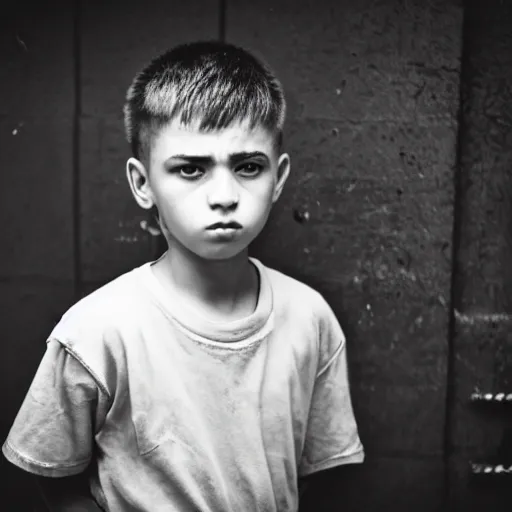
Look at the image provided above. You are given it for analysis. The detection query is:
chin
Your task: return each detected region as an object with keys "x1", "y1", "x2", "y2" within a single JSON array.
[{"x1": 196, "y1": 246, "x2": 248, "y2": 262}]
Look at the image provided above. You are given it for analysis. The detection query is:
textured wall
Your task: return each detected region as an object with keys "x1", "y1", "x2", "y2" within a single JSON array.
[
  {"x1": 2, "y1": 0, "x2": 510, "y2": 511},
  {"x1": 449, "y1": 1, "x2": 512, "y2": 510}
]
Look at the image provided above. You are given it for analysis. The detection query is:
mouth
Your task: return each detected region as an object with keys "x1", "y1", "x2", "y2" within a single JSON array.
[{"x1": 206, "y1": 221, "x2": 243, "y2": 230}]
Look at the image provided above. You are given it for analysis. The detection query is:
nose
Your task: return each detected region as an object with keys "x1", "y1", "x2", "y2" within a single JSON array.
[{"x1": 207, "y1": 169, "x2": 239, "y2": 210}]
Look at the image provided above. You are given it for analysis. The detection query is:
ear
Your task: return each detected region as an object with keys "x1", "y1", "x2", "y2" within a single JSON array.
[
  {"x1": 272, "y1": 153, "x2": 290, "y2": 203},
  {"x1": 126, "y1": 157, "x2": 154, "y2": 210}
]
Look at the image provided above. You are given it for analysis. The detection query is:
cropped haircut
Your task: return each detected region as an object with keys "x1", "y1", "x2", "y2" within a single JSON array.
[{"x1": 124, "y1": 41, "x2": 286, "y2": 162}]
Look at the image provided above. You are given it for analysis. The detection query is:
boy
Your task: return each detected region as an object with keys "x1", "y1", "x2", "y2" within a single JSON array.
[{"x1": 3, "y1": 41, "x2": 364, "y2": 511}]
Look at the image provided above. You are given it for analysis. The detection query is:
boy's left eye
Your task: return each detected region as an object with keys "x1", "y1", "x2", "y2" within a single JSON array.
[{"x1": 236, "y1": 162, "x2": 264, "y2": 177}]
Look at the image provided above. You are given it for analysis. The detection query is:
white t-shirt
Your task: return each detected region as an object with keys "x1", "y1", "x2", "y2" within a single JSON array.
[{"x1": 3, "y1": 258, "x2": 364, "y2": 512}]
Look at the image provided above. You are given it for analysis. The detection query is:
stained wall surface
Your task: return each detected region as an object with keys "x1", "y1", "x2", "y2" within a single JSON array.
[{"x1": 1, "y1": 1, "x2": 510, "y2": 510}]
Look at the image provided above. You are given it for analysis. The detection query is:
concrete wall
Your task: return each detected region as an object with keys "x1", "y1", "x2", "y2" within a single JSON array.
[{"x1": 1, "y1": 1, "x2": 510, "y2": 510}]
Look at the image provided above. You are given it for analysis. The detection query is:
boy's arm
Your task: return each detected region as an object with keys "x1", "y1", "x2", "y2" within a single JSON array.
[
  {"x1": 35, "y1": 474, "x2": 103, "y2": 512},
  {"x1": 298, "y1": 335, "x2": 364, "y2": 476},
  {"x1": 298, "y1": 297, "x2": 364, "y2": 509},
  {"x1": 3, "y1": 340, "x2": 108, "y2": 510}
]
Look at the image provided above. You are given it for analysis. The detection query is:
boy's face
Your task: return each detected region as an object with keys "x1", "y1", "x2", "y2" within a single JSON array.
[{"x1": 127, "y1": 119, "x2": 290, "y2": 261}]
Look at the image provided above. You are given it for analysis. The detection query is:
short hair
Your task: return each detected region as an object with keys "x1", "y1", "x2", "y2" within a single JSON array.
[{"x1": 124, "y1": 40, "x2": 286, "y2": 161}]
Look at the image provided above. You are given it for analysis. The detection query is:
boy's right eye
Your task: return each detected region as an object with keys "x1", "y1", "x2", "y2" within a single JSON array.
[{"x1": 176, "y1": 165, "x2": 204, "y2": 179}]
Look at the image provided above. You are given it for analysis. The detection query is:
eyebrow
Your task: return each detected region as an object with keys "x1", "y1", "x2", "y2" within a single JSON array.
[{"x1": 165, "y1": 151, "x2": 270, "y2": 166}]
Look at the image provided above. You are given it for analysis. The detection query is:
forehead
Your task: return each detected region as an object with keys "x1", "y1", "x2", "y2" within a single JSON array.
[{"x1": 150, "y1": 119, "x2": 276, "y2": 161}]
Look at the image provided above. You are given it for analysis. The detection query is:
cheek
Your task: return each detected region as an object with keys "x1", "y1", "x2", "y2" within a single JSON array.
[
  {"x1": 155, "y1": 182, "x2": 196, "y2": 210},
  {"x1": 245, "y1": 177, "x2": 276, "y2": 203},
  {"x1": 154, "y1": 192, "x2": 189, "y2": 228},
  {"x1": 262, "y1": 184, "x2": 278, "y2": 211}
]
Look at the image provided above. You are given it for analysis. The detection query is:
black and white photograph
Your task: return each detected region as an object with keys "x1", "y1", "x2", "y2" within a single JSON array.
[{"x1": 1, "y1": 1, "x2": 511, "y2": 511}]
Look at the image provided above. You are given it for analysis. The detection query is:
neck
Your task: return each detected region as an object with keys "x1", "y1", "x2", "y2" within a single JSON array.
[{"x1": 153, "y1": 246, "x2": 258, "y2": 320}]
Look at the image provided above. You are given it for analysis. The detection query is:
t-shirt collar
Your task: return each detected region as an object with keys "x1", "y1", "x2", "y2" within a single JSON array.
[{"x1": 138, "y1": 256, "x2": 273, "y2": 344}]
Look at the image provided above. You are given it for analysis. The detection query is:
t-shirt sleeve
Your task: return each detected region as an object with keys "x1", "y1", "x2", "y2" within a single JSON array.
[
  {"x1": 2, "y1": 338, "x2": 109, "y2": 477},
  {"x1": 298, "y1": 299, "x2": 364, "y2": 477}
]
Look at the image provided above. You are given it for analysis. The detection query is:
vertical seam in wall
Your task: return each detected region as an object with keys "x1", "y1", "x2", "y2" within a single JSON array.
[
  {"x1": 72, "y1": 0, "x2": 82, "y2": 299},
  {"x1": 219, "y1": 0, "x2": 226, "y2": 42},
  {"x1": 443, "y1": 2, "x2": 470, "y2": 508}
]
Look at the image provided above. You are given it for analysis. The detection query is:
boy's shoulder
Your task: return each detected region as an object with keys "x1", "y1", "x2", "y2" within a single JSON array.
[
  {"x1": 76, "y1": 264, "x2": 147, "y2": 310},
  {"x1": 50, "y1": 263, "x2": 150, "y2": 341},
  {"x1": 259, "y1": 260, "x2": 345, "y2": 359}
]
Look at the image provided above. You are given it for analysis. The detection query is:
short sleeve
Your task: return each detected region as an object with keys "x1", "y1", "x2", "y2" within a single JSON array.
[
  {"x1": 2, "y1": 339, "x2": 109, "y2": 477},
  {"x1": 298, "y1": 308, "x2": 364, "y2": 477}
]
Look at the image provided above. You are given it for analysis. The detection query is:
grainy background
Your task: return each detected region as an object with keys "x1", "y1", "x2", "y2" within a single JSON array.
[{"x1": 0, "y1": 0, "x2": 511, "y2": 510}]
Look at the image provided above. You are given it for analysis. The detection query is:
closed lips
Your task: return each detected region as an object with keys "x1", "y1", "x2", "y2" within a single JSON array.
[{"x1": 206, "y1": 222, "x2": 242, "y2": 229}]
